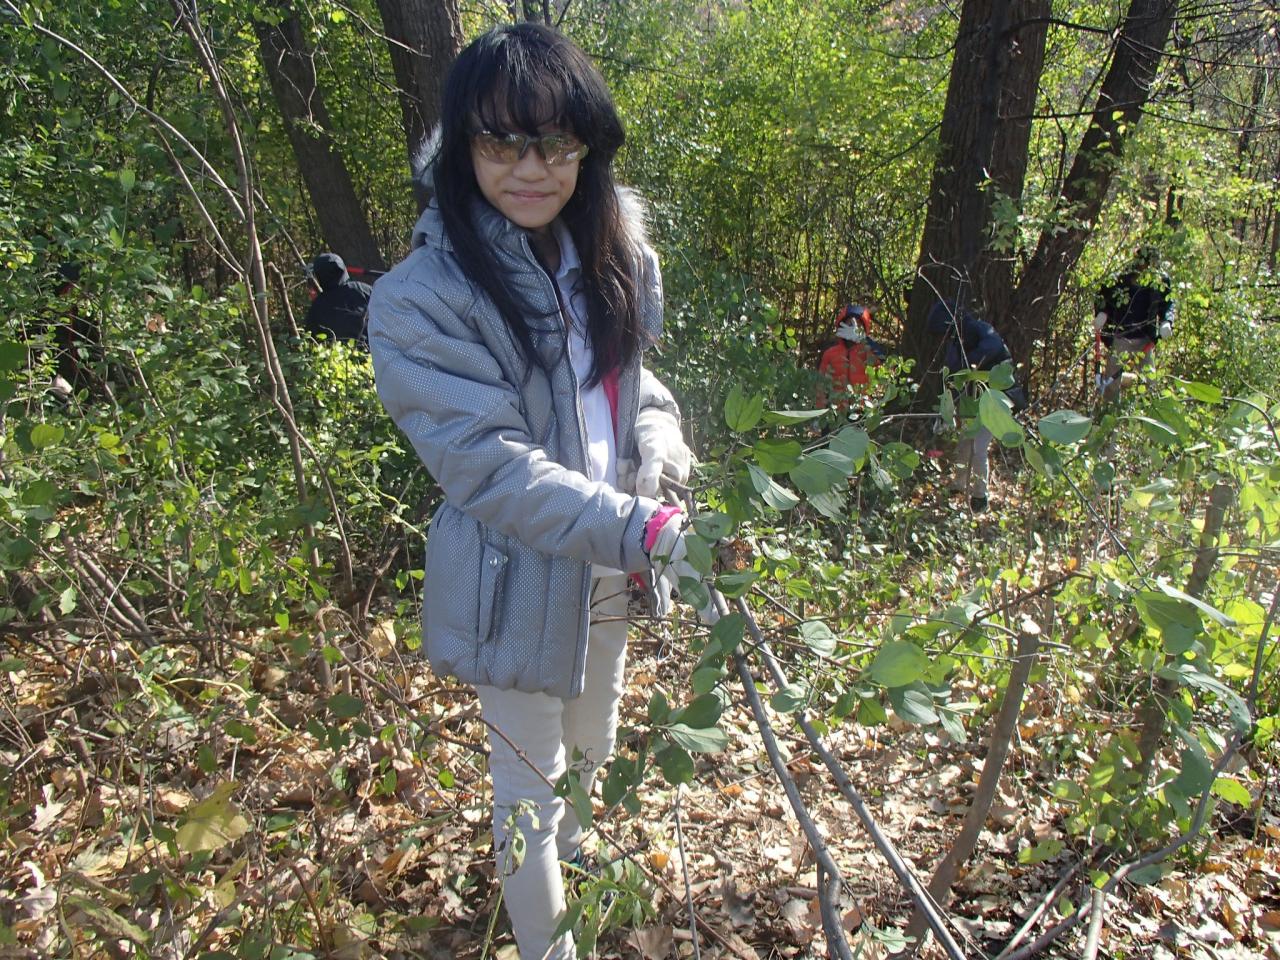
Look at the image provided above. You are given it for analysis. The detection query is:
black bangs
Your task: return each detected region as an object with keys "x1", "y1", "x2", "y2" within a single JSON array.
[{"x1": 473, "y1": 66, "x2": 569, "y2": 136}]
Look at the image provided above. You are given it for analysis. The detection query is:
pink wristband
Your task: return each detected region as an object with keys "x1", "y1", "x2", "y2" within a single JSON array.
[{"x1": 644, "y1": 505, "x2": 683, "y2": 553}]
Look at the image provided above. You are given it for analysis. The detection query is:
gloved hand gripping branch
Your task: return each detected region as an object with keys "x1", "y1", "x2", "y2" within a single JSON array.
[
  {"x1": 617, "y1": 408, "x2": 693, "y2": 499},
  {"x1": 644, "y1": 506, "x2": 719, "y2": 625}
]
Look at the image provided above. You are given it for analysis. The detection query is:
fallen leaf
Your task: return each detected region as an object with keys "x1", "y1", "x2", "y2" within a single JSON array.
[
  {"x1": 32, "y1": 784, "x2": 65, "y2": 834},
  {"x1": 627, "y1": 925, "x2": 675, "y2": 959}
]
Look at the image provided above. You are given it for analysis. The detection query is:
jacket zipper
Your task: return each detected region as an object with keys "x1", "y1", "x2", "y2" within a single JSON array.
[{"x1": 523, "y1": 235, "x2": 593, "y2": 480}]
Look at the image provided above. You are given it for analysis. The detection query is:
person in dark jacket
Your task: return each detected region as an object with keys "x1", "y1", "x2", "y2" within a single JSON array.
[
  {"x1": 927, "y1": 299, "x2": 1016, "y2": 511},
  {"x1": 304, "y1": 252, "x2": 372, "y2": 345},
  {"x1": 1093, "y1": 252, "x2": 1175, "y2": 400}
]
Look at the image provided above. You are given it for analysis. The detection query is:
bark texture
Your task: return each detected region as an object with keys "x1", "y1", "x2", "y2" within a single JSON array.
[
  {"x1": 256, "y1": 3, "x2": 386, "y2": 270},
  {"x1": 375, "y1": 0, "x2": 462, "y2": 199}
]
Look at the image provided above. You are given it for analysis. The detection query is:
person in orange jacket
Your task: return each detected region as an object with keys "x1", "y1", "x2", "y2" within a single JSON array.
[{"x1": 816, "y1": 304, "x2": 887, "y2": 407}]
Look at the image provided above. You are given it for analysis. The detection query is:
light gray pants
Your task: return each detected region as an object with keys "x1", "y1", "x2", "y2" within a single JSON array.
[
  {"x1": 1102, "y1": 336, "x2": 1155, "y2": 400},
  {"x1": 475, "y1": 573, "x2": 630, "y2": 960},
  {"x1": 951, "y1": 425, "x2": 993, "y2": 498}
]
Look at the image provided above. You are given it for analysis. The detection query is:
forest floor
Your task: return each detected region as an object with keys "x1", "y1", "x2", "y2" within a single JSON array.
[{"x1": 3, "y1": 582, "x2": 1278, "y2": 960}]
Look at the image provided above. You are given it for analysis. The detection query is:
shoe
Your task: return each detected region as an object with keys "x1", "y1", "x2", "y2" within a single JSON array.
[{"x1": 969, "y1": 495, "x2": 989, "y2": 513}]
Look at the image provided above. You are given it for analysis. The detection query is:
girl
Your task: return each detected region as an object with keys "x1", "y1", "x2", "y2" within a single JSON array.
[{"x1": 367, "y1": 23, "x2": 704, "y2": 959}]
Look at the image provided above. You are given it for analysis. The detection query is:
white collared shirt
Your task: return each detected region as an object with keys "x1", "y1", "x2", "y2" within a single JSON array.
[{"x1": 552, "y1": 221, "x2": 617, "y2": 490}]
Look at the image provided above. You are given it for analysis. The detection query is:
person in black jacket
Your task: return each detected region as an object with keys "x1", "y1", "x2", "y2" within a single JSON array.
[
  {"x1": 1093, "y1": 251, "x2": 1175, "y2": 400},
  {"x1": 304, "y1": 252, "x2": 373, "y2": 345},
  {"x1": 927, "y1": 299, "x2": 1021, "y2": 512}
]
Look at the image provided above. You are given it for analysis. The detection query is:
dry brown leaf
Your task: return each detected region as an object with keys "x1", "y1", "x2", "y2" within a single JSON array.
[{"x1": 627, "y1": 925, "x2": 675, "y2": 959}]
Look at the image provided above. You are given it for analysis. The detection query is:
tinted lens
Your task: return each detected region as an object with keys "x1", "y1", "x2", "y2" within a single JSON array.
[
  {"x1": 538, "y1": 134, "x2": 588, "y2": 165},
  {"x1": 473, "y1": 131, "x2": 525, "y2": 164}
]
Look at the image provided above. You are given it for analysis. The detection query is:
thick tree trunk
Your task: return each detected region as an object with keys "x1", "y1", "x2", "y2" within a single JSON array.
[
  {"x1": 1005, "y1": 0, "x2": 1177, "y2": 364},
  {"x1": 374, "y1": 0, "x2": 462, "y2": 199},
  {"x1": 973, "y1": 3, "x2": 1051, "y2": 336},
  {"x1": 906, "y1": 0, "x2": 1013, "y2": 380},
  {"x1": 255, "y1": 3, "x2": 386, "y2": 270}
]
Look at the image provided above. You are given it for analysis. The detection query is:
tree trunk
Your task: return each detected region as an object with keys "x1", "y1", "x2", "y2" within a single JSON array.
[
  {"x1": 973, "y1": 3, "x2": 1051, "y2": 336},
  {"x1": 1005, "y1": 0, "x2": 1177, "y2": 364},
  {"x1": 255, "y1": 2, "x2": 386, "y2": 270},
  {"x1": 905, "y1": 0, "x2": 1013, "y2": 382},
  {"x1": 374, "y1": 0, "x2": 462, "y2": 201}
]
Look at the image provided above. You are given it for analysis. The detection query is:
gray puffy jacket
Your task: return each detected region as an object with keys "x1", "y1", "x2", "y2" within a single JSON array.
[{"x1": 368, "y1": 196, "x2": 678, "y2": 698}]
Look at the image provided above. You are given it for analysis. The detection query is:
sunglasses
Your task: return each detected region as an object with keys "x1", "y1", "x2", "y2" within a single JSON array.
[{"x1": 472, "y1": 130, "x2": 590, "y2": 166}]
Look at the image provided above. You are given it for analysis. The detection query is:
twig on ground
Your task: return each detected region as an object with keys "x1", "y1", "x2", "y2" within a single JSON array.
[{"x1": 674, "y1": 785, "x2": 702, "y2": 960}]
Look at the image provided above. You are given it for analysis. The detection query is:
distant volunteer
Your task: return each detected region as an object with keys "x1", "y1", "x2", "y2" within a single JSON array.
[
  {"x1": 927, "y1": 299, "x2": 1021, "y2": 512},
  {"x1": 1093, "y1": 250, "x2": 1175, "y2": 400},
  {"x1": 816, "y1": 303, "x2": 887, "y2": 408}
]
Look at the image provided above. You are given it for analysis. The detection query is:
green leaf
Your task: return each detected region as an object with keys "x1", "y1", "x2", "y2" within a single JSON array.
[
  {"x1": 724, "y1": 384, "x2": 764, "y2": 432},
  {"x1": 656, "y1": 744, "x2": 694, "y2": 784},
  {"x1": 1178, "y1": 379, "x2": 1223, "y2": 404},
  {"x1": 119, "y1": 167, "x2": 136, "y2": 192},
  {"x1": 798, "y1": 620, "x2": 837, "y2": 657},
  {"x1": 1134, "y1": 591, "x2": 1202, "y2": 654},
  {"x1": 715, "y1": 569, "x2": 758, "y2": 598},
  {"x1": 1159, "y1": 664, "x2": 1252, "y2": 732},
  {"x1": 1038, "y1": 410, "x2": 1092, "y2": 444},
  {"x1": 763, "y1": 408, "x2": 826, "y2": 424},
  {"x1": 753, "y1": 438, "x2": 803, "y2": 473},
  {"x1": 1168, "y1": 746, "x2": 1213, "y2": 800},
  {"x1": 1017, "y1": 838, "x2": 1064, "y2": 865},
  {"x1": 22, "y1": 480, "x2": 58, "y2": 506},
  {"x1": 1126, "y1": 864, "x2": 1165, "y2": 886},
  {"x1": 1156, "y1": 581, "x2": 1236, "y2": 628},
  {"x1": 1211, "y1": 776, "x2": 1252, "y2": 807},
  {"x1": 556, "y1": 771, "x2": 593, "y2": 832},
  {"x1": 648, "y1": 691, "x2": 672, "y2": 726},
  {"x1": 29, "y1": 423, "x2": 65, "y2": 449},
  {"x1": 59, "y1": 586, "x2": 76, "y2": 615},
  {"x1": 746, "y1": 464, "x2": 799, "y2": 511},
  {"x1": 0, "y1": 341, "x2": 24, "y2": 373},
  {"x1": 790, "y1": 450, "x2": 853, "y2": 495},
  {"x1": 857, "y1": 697, "x2": 888, "y2": 725},
  {"x1": 770, "y1": 683, "x2": 808, "y2": 714},
  {"x1": 683, "y1": 535, "x2": 714, "y2": 577},
  {"x1": 1131, "y1": 415, "x2": 1178, "y2": 446},
  {"x1": 987, "y1": 360, "x2": 1017, "y2": 390},
  {"x1": 326, "y1": 693, "x2": 364, "y2": 720},
  {"x1": 665, "y1": 722, "x2": 728, "y2": 753},
  {"x1": 692, "y1": 512, "x2": 734, "y2": 541},
  {"x1": 831, "y1": 427, "x2": 870, "y2": 466},
  {"x1": 978, "y1": 390, "x2": 1024, "y2": 447},
  {"x1": 888, "y1": 685, "x2": 938, "y2": 725},
  {"x1": 707, "y1": 614, "x2": 744, "y2": 656},
  {"x1": 868, "y1": 641, "x2": 929, "y2": 687},
  {"x1": 671, "y1": 694, "x2": 723, "y2": 729},
  {"x1": 809, "y1": 487, "x2": 846, "y2": 520}
]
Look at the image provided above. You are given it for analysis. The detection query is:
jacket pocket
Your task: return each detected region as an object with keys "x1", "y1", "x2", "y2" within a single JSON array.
[{"x1": 476, "y1": 542, "x2": 508, "y2": 642}]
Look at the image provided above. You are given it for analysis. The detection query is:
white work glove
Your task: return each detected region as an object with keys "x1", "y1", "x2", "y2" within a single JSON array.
[
  {"x1": 1157, "y1": 321, "x2": 1172, "y2": 340},
  {"x1": 647, "y1": 511, "x2": 719, "y2": 625},
  {"x1": 1092, "y1": 311, "x2": 1107, "y2": 332},
  {"x1": 617, "y1": 408, "x2": 693, "y2": 498},
  {"x1": 835, "y1": 322, "x2": 866, "y2": 343}
]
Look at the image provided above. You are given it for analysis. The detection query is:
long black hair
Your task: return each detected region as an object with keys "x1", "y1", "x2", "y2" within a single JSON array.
[{"x1": 432, "y1": 23, "x2": 643, "y2": 385}]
